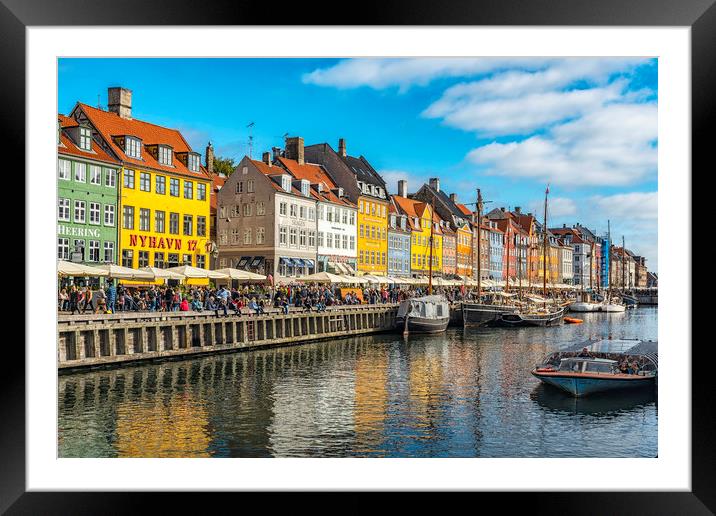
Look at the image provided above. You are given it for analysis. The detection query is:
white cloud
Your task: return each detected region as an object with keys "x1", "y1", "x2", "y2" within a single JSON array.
[
  {"x1": 302, "y1": 58, "x2": 555, "y2": 92},
  {"x1": 588, "y1": 192, "x2": 657, "y2": 222},
  {"x1": 467, "y1": 102, "x2": 657, "y2": 187},
  {"x1": 528, "y1": 196, "x2": 578, "y2": 219}
]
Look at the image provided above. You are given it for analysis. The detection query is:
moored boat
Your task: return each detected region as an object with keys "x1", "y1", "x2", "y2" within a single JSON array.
[
  {"x1": 395, "y1": 295, "x2": 450, "y2": 334},
  {"x1": 492, "y1": 305, "x2": 566, "y2": 327},
  {"x1": 569, "y1": 301, "x2": 601, "y2": 312},
  {"x1": 531, "y1": 339, "x2": 657, "y2": 397},
  {"x1": 600, "y1": 302, "x2": 626, "y2": 313},
  {"x1": 462, "y1": 302, "x2": 519, "y2": 326}
]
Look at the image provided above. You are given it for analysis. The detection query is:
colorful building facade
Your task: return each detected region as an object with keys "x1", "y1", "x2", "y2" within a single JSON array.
[
  {"x1": 73, "y1": 88, "x2": 212, "y2": 283},
  {"x1": 57, "y1": 114, "x2": 120, "y2": 267}
]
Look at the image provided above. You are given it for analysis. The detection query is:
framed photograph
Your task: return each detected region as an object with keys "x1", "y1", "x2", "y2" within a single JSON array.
[{"x1": 7, "y1": 0, "x2": 708, "y2": 510}]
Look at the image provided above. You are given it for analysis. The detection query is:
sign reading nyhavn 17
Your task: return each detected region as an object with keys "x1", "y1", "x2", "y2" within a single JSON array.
[{"x1": 128, "y1": 234, "x2": 200, "y2": 251}]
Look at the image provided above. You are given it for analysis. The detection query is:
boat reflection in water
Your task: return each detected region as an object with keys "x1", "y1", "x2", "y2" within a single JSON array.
[{"x1": 531, "y1": 383, "x2": 656, "y2": 416}]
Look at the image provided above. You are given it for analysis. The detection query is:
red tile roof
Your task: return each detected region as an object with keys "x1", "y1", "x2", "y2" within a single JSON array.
[
  {"x1": 57, "y1": 114, "x2": 120, "y2": 166},
  {"x1": 74, "y1": 103, "x2": 209, "y2": 180},
  {"x1": 457, "y1": 203, "x2": 473, "y2": 216},
  {"x1": 277, "y1": 157, "x2": 355, "y2": 207}
]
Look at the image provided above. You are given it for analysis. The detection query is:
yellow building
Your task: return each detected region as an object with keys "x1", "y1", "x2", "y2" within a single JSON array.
[
  {"x1": 73, "y1": 89, "x2": 212, "y2": 284},
  {"x1": 392, "y1": 194, "x2": 442, "y2": 276},
  {"x1": 455, "y1": 222, "x2": 473, "y2": 277},
  {"x1": 357, "y1": 196, "x2": 389, "y2": 274}
]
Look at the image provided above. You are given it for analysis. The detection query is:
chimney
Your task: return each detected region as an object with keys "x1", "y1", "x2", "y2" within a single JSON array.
[
  {"x1": 272, "y1": 146, "x2": 282, "y2": 161},
  {"x1": 107, "y1": 87, "x2": 132, "y2": 119},
  {"x1": 285, "y1": 136, "x2": 304, "y2": 165},
  {"x1": 515, "y1": 206, "x2": 521, "y2": 214},
  {"x1": 262, "y1": 151, "x2": 271, "y2": 165},
  {"x1": 450, "y1": 193, "x2": 457, "y2": 203},
  {"x1": 429, "y1": 177, "x2": 440, "y2": 192},
  {"x1": 338, "y1": 138, "x2": 346, "y2": 158},
  {"x1": 397, "y1": 180, "x2": 408, "y2": 198},
  {"x1": 500, "y1": 207, "x2": 506, "y2": 212},
  {"x1": 205, "y1": 141, "x2": 214, "y2": 174}
]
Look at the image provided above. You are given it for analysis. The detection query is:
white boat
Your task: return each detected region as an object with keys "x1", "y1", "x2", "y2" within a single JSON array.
[
  {"x1": 600, "y1": 302, "x2": 626, "y2": 313},
  {"x1": 395, "y1": 295, "x2": 450, "y2": 334},
  {"x1": 569, "y1": 301, "x2": 602, "y2": 313}
]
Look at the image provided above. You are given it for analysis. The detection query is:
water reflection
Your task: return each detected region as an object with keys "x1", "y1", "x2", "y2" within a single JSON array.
[{"x1": 58, "y1": 307, "x2": 658, "y2": 458}]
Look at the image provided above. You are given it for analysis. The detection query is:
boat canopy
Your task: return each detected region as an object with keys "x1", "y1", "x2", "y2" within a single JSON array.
[{"x1": 397, "y1": 295, "x2": 449, "y2": 319}]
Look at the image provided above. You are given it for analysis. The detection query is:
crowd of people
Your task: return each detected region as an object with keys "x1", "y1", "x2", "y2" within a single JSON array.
[
  {"x1": 57, "y1": 281, "x2": 508, "y2": 317},
  {"x1": 58, "y1": 280, "x2": 572, "y2": 317}
]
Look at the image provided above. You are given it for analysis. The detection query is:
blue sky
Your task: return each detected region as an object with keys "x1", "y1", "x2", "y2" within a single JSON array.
[{"x1": 59, "y1": 57, "x2": 658, "y2": 270}]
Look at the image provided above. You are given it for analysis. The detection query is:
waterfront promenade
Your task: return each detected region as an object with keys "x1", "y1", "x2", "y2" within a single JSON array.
[{"x1": 58, "y1": 303, "x2": 412, "y2": 370}]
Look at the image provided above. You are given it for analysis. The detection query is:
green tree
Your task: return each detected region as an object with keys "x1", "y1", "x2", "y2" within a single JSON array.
[{"x1": 213, "y1": 156, "x2": 236, "y2": 176}]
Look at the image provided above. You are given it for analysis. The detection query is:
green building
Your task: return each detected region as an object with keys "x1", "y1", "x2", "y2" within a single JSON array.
[{"x1": 57, "y1": 114, "x2": 120, "y2": 266}]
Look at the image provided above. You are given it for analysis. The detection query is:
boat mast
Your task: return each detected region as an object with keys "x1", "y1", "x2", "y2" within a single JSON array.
[
  {"x1": 608, "y1": 219, "x2": 612, "y2": 302},
  {"x1": 476, "y1": 189, "x2": 483, "y2": 301},
  {"x1": 543, "y1": 185, "x2": 548, "y2": 305},
  {"x1": 428, "y1": 198, "x2": 435, "y2": 296},
  {"x1": 505, "y1": 221, "x2": 510, "y2": 293},
  {"x1": 622, "y1": 235, "x2": 626, "y2": 292}
]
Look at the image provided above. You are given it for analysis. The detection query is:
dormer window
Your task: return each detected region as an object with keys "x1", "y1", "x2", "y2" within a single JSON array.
[
  {"x1": 281, "y1": 175, "x2": 292, "y2": 193},
  {"x1": 125, "y1": 136, "x2": 142, "y2": 159},
  {"x1": 188, "y1": 152, "x2": 200, "y2": 172},
  {"x1": 337, "y1": 187, "x2": 343, "y2": 198},
  {"x1": 390, "y1": 215, "x2": 396, "y2": 227},
  {"x1": 158, "y1": 145, "x2": 173, "y2": 166},
  {"x1": 79, "y1": 126, "x2": 92, "y2": 151},
  {"x1": 300, "y1": 180, "x2": 310, "y2": 197}
]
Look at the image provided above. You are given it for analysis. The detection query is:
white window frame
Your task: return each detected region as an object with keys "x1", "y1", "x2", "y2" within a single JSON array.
[
  {"x1": 103, "y1": 242, "x2": 114, "y2": 263},
  {"x1": 90, "y1": 165, "x2": 101, "y2": 185},
  {"x1": 74, "y1": 162, "x2": 86, "y2": 183},
  {"x1": 104, "y1": 205, "x2": 115, "y2": 227},
  {"x1": 58, "y1": 198, "x2": 70, "y2": 221},
  {"x1": 89, "y1": 202, "x2": 101, "y2": 225},
  {"x1": 125, "y1": 137, "x2": 142, "y2": 159},
  {"x1": 58, "y1": 159, "x2": 70, "y2": 180},
  {"x1": 88, "y1": 240, "x2": 100, "y2": 262},
  {"x1": 105, "y1": 168, "x2": 116, "y2": 187},
  {"x1": 74, "y1": 200, "x2": 85, "y2": 223},
  {"x1": 58, "y1": 238, "x2": 69, "y2": 260},
  {"x1": 79, "y1": 127, "x2": 92, "y2": 150}
]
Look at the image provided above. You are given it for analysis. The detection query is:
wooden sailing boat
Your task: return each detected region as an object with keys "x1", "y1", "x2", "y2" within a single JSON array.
[
  {"x1": 397, "y1": 195, "x2": 450, "y2": 334},
  {"x1": 492, "y1": 186, "x2": 565, "y2": 327}
]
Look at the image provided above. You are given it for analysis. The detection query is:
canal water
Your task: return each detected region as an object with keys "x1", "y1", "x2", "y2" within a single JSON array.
[{"x1": 58, "y1": 307, "x2": 658, "y2": 458}]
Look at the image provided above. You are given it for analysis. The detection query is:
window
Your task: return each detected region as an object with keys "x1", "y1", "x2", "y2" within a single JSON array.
[
  {"x1": 243, "y1": 203, "x2": 252, "y2": 216},
  {"x1": 326, "y1": 233, "x2": 333, "y2": 248},
  {"x1": 257, "y1": 202, "x2": 265, "y2": 216},
  {"x1": 158, "y1": 146, "x2": 172, "y2": 165},
  {"x1": 300, "y1": 206, "x2": 306, "y2": 219},
  {"x1": 281, "y1": 175, "x2": 291, "y2": 192},
  {"x1": 73, "y1": 240, "x2": 85, "y2": 260},
  {"x1": 139, "y1": 172, "x2": 151, "y2": 192},
  {"x1": 359, "y1": 201, "x2": 363, "y2": 213},
  {"x1": 155, "y1": 175, "x2": 166, "y2": 195},
  {"x1": 219, "y1": 230, "x2": 228, "y2": 245},
  {"x1": 58, "y1": 159, "x2": 70, "y2": 180},
  {"x1": 89, "y1": 202, "x2": 101, "y2": 225},
  {"x1": 168, "y1": 253, "x2": 179, "y2": 267},
  {"x1": 184, "y1": 181, "x2": 193, "y2": 199},
  {"x1": 123, "y1": 205, "x2": 134, "y2": 229},
  {"x1": 360, "y1": 225, "x2": 364, "y2": 237},
  {"x1": 138, "y1": 251, "x2": 149, "y2": 268},
  {"x1": 318, "y1": 232, "x2": 324, "y2": 247},
  {"x1": 75, "y1": 162, "x2": 86, "y2": 183},
  {"x1": 301, "y1": 181, "x2": 309, "y2": 197},
  {"x1": 121, "y1": 249, "x2": 134, "y2": 268},
  {"x1": 231, "y1": 205, "x2": 240, "y2": 218},
  {"x1": 74, "y1": 200, "x2": 86, "y2": 223},
  {"x1": 154, "y1": 210, "x2": 165, "y2": 233},
  {"x1": 125, "y1": 137, "x2": 141, "y2": 159},
  {"x1": 58, "y1": 198, "x2": 70, "y2": 221},
  {"x1": 342, "y1": 234, "x2": 348, "y2": 249},
  {"x1": 103, "y1": 242, "x2": 114, "y2": 263},
  {"x1": 243, "y1": 229, "x2": 251, "y2": 245},
  {"x1": 58, "y1": 238, "x2": 69, "y2": 260},
  {"x1": 183, "y1": 215, "x2": 193, "y2": 236},
  {"x1": 170, "y1": 178, "x2": 179, "y2": 196},
  {"x1": 342, "y1": 209, "x2": 348, "y2": 224},
  {"x1": 169, "y1": 213, "x2": 179, "y2": 234},
  {"x1": 279, "y1": 202, "x2": 287, "y2": 216},
  {"x1": 79, "y1": 127, "x2": 92, "y2": 150},
  {"x1": 308, "y1": 207, "x2": 315, "y2": 221},
  {"x1": 289, "y1": 228, "x2": 297, "y2": 246},
  {"x1": 236, "y1": 181, "x2": 244, "y2": 194},
  {"x1": 350, "y1": 236, "x2": 355, "y2": 250},
  {"x1": 140, "y1": 208, "x2": 150, "y2": 231},
  {"x1": 154, "y1": 252, "x2": 165, "y2": 268},
  {"x1": 86, "y1": 240, "x2": 100, "y2": 262},
  {"x1": 299, "y1": 230, "x2": 306, "y2": 247},
  {"x1": 308, "y1": 231, "x2": 315, "y2": 247},
  {"x1": 318, "y1": 205, "x2": 324, "y2": 220},
  {"x1": 124, "y1": 169, "x2": 135, "y2": 189},
  {"x1": 196, "y1": 255, "x2": 206, "y2": 269},
  {"x1": 256, "y1": 227, "x2": 265, "y2": 244},
  {"x1": 197, "y1": 216, "x2": 206, "y2": 237},
  {"x1": 327, "y1": 207, "x2": 333, "y2": 222},
  {"x1": 197, "y1": 183, "x2": 206, "y2": 201},
  {"x1": 219, "y1": 206, "x2": 226, "y2": 218},
  {"x1": 360, "y1": 250, "x2": 364, "y2": 263},
  {"x1": 349, "y1": 211, "x2": 355, "y2": 225},
  {"x1": 231, "y1": 228, "x2": 239, "y2": 244},
  {"x1": 90, "y1": 165, "x2": 101, "y2": 185},
  {"x1": 188, "y1": 153, "x2": 200, "y2": 172},
  {"x1": 106, "y1": 168, "x2": 116, "y2": 187},
  {"x1": 279, "y1": 227, "x2": 287, "y2": 246},
  {"x1": 290, "y1": 204, "x2": 297, "y2": 217},
  {"x1": 247, "y1": 179, "x2": 254, "y2": 193}
]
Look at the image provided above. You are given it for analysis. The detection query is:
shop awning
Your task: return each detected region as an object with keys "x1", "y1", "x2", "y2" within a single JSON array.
[
  {"x1": 237, "y1": 256, "x2": 252, "y2": 268},
  {"x1": 293, "y1": 258, "x2": 306, "y2": 267},
  {"x1": 304, "y1": 259, "x2": 315, "y2": 268},
  {"x1": 249, "y1": 256, "x2": 264, "y2": 268},
  {"x1": 344, "y1": 263, "x2": 356, "y2": 275}
]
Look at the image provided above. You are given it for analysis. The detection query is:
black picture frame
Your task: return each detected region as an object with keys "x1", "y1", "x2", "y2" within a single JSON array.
[{"x1": 4, "y1": 0, "x2": 707, "y2": 511}]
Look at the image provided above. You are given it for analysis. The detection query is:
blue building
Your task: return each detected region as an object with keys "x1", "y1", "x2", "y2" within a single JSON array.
[
  {"x1": 601, "y1": 237, "x2": 610, "y2": 288},
  {"x1": 387, "y1": 205, "x2": 411, "y2": 277},
  {"x1": 488, "y1": 221, "x2": 504, "y2": 282}
]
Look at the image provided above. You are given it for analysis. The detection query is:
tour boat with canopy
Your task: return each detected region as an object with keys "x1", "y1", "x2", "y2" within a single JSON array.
[{"x1": 531, "y1": 339, "x2": 658, "y2": 397}]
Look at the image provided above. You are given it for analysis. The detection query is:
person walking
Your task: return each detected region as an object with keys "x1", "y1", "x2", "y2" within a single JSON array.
[
  {"x1": 81, "y1": 286, "x2": 95, "y2": 314},
  {"x1": 69, "y1": 285, "x2": 80, "y2": 315},
  {"x1": 107, "y1": 283, "x2": 117, "y2": 314},
  {"x1": 94, "y1": 286, "x2": 107, "y2": 314}
]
